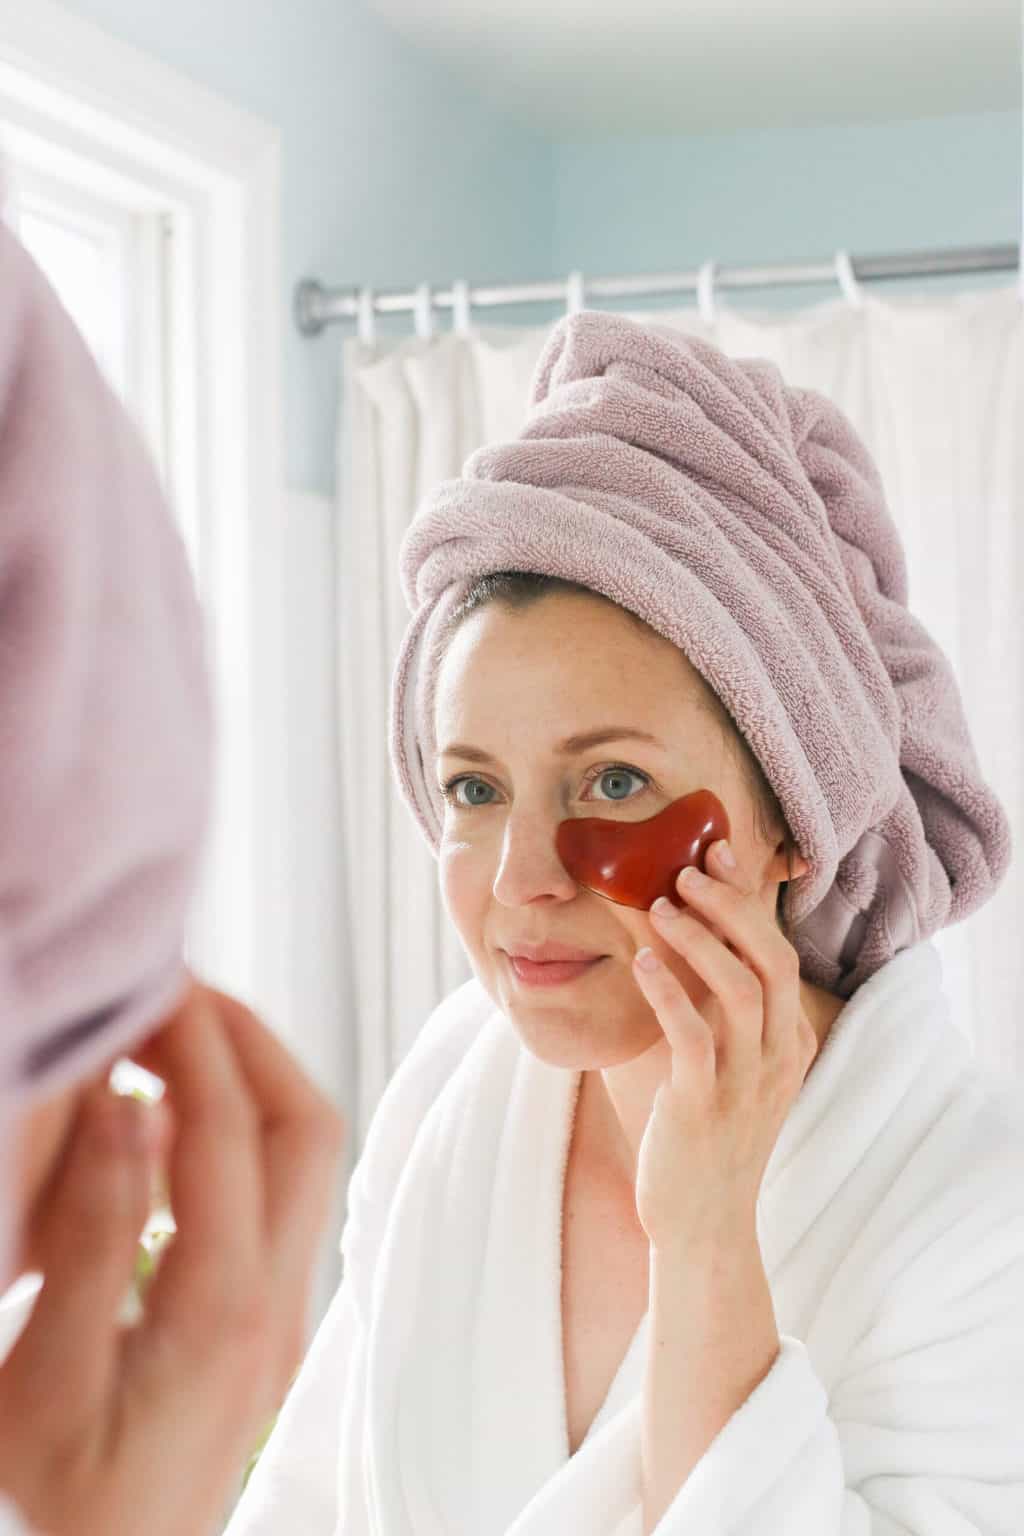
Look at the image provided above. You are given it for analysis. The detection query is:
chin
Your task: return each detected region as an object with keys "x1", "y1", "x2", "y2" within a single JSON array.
[
  {"x1": 516, "y1": 1029, "x2": 663, "y2": 1073},
  {"x1": 495, "y1": 985, "x2": 663, "y2": 1071}
]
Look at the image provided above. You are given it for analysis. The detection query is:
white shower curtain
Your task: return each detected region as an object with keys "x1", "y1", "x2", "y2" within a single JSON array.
[{"x1": 335, "y1": 284, "x2": 1023, "y2": 1169}]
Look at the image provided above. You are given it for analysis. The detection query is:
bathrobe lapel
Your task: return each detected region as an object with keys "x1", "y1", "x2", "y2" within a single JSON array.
[
  {"x1": 470, "y1": 1039, "x2": 650, "y2": 1524},
  {"x1": 364, "y1": 1003, "x2": 653, "y2": 1534}
]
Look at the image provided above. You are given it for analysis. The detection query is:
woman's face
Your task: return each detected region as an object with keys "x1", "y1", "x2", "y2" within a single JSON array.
[{"x1": 433, "y1": 592, "x2": 795, "y2": 1070}]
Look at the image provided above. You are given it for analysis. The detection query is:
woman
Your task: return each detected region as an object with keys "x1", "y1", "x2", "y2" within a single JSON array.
[
  {"x1": 0, "y1": 208, "x2": 343, "y2": 1534},
  {"x1": 228, "y1": 311, "x2": 1023, "y2": 1534}
]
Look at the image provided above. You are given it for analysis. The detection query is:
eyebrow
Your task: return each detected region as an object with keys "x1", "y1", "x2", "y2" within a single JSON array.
[{"x1": 436, "y1": 727, "x2": 665, "y2": 764}]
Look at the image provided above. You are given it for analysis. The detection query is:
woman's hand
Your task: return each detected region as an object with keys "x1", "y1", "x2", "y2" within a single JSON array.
[
  {"x1": 0, "y1": 980, "x2": 344, "y2": 1536},
  {"x1": 632, "y1": 840, "x2": 818, "y2": 1254}
]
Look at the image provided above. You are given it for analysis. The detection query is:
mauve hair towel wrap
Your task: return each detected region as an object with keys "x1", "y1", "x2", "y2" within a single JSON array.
[{"x1": 387, "y1": 309, "x2": 1011, "y2": 1000}]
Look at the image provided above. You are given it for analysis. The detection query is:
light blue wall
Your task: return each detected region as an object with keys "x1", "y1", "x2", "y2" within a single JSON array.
[
  {"x1": 42, "y1": 2, "x2": 1023, "y2": 493},
  {"x1": 551, "y1": 110, "x2": 1020, "y2": 313},
  {"x1": 54, "y1": 0, "x2": 555, "y2": 497}
]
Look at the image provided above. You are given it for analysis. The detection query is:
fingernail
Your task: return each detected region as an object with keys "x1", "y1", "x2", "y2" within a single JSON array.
[
  {"x1": 678, "y1": 864, "x2": 706, "y2": 888},
  {"x1": 651, "y1": 896, "x2": 679, "y2": 919},
  {"x1": 715, "y1": 840, "x2": 736, "y2": 869},
  {"x1": 634, "y1": 947, "x2": 660, "y2": 972}
]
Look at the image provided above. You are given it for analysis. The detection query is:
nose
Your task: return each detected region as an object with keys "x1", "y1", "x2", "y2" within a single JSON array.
[{"x1": 492, "y1": 809, "x2": 579, "y2": 907}]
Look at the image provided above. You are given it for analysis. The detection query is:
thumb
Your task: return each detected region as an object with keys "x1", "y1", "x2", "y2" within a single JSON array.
[{"x1": 2, "y1": 1083, "x2": 154, "y2": 1432}]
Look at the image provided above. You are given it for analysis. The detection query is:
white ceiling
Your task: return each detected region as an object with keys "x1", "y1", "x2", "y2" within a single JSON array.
[{"x1": 365, "y1": 0, "x2": 1020, "y2": 136}]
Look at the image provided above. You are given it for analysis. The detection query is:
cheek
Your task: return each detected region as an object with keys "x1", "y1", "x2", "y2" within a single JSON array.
[{"x1": 439, "y1": 840, "x2": 489, "y2": 941}]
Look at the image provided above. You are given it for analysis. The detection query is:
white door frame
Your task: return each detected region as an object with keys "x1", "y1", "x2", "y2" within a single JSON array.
[{"x1": 0, "y1": 0, "x2": 292, "y2": 1036}]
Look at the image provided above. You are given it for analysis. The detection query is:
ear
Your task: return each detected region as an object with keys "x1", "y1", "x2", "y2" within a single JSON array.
[{"x1": 771, "y1": 835, "x2": 809, "y2": 885}]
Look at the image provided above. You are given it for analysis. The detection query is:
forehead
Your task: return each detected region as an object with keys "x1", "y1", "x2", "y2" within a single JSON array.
[
  {"x1": 433, "y1": 596, "x2": 717, "y2": 750},
  {"x1": 437, "y1": 595, "x2": 657, "y2": 697}
]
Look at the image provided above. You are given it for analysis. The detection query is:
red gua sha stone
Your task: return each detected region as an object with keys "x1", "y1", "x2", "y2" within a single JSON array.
[{"x1": 555, "y1": 788, "x2": 731, "y2": 912}]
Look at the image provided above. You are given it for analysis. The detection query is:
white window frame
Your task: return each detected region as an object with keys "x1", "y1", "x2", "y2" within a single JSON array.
[
  {"x1": 0, "y1": 0, "x2": 292, "y2": 1038},
  {"x1": 6, "y1": 159, "x2": 172, "y2": 488}
]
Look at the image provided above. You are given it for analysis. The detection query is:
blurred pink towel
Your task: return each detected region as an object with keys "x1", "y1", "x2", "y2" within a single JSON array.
[{"x1": 0, "y1": 211, "x2": 213, "y2": 1253}]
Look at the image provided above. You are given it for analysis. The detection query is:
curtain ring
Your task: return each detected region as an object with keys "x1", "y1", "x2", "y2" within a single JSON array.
[
  {"x1": 696, "y1": 259, "x2": 717, "y2": 326},
  {"x1": 566, "y1": 270, "x2": 586, "y2": 315},
  {"x1": 413, "y1": 281, "x2": 435, "y2": 340},
  {"x1": 357, "y1": 286, "x2": 377, "y2": 346},
  {"x1": 451, "y1": 278, "x2": 472, "y2": 335},
  {"x1": 835, "y1": 249, "x2": 864, "y2": 307}
]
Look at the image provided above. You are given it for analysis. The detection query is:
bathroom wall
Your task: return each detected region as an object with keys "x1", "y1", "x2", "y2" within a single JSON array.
[
  {"x1": 47, "y1": 4, "x2": 1021, "y2": 492},
  {"x1": 551, "y1": 109, "x2": 1020, "y2": 312},
  {"x1": 51, "y1": 0, "x2": 556, "y2": 497}
]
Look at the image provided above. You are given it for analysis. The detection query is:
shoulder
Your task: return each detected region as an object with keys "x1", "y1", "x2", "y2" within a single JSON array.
[
  {"x1": 339, "y1": 977, "x2": 496, "y2": 1300},
  {"x1": 842, "y1": 1062, "x2": 1024, "y2": 1365},
  {"x1": 900, "y1": 1063, "x2": 1024, "y2": 1256},
  {"x1": 827, "y1": 947, "x2": 1024, "y2": 1299},
  {"x1": 826, "y1": 1072, "x2": 1024, "y2": 1502},
  {"x1": 383, "y1": 974, "x2": 494, "y2": 1103},
  {"x1": 358, "y1": 974, "x2": 495, "y2": 1176}
]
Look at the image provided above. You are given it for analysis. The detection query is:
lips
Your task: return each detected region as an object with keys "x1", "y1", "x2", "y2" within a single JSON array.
[
  {"x1": 507, "y1": 942, "x2": 603, "y2": 963},
  {"x1": 507, "y1": 953, "x2": 605, "y2": 988}
]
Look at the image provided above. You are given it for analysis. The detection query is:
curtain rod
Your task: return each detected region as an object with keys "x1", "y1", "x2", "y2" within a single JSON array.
[{"x1": 293, "y1": 241, "x2": 1020, "y2": 337}]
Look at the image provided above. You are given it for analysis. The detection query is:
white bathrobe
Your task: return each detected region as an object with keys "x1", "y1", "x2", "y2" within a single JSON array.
[{"x1": 225, "y1": 937, "x2": 1024, "y2": 1535}]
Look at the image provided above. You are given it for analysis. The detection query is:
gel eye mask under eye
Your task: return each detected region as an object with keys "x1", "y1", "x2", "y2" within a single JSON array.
[{"x1": 555, "y1": 788, "x2": 731, "y2": 912}]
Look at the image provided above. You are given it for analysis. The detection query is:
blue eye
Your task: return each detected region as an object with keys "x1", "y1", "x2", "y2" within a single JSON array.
[{"x1": 439, "y1": 764, "x2": 651, "y2": 809}]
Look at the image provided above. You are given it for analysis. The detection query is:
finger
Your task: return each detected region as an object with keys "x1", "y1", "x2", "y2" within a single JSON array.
[
  {"x1": 649, "y1": 896, "x2": 764, "y2": 1089},
  {"x1": 212, "y1": 983, "x2": 344, "y2": 1176},
  {"x1": 704, "y1": 840, "x2": 746, "y2": 953},
  {"x1": 679, "y1": 844, "x2": 795, "y2": 983},
  {"x1": 125, "y1": 972, "x2": 200, "y2": 1085},
  {"x1": 3, "y1": 1083, "x2": 152, "y2": 1431},
  {"x1": 675, "y1": 854, "x2": 781, "y2": 1033},
  {"x1": 632, "y1": 946, "x2": 715, "y2": 1092},
  {"x1": 204, "y1": 987, "x2": 343, "y2": 1145},
  {"x1": 701, "y1": 841, "x2": 806, "y2": 1069},
  {"x1": 133, "y1": 986, "x2": 266, "y2": 1358},
  {"x1": 210, "y1": 991, "x2": 344, "y2": 1383}
]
